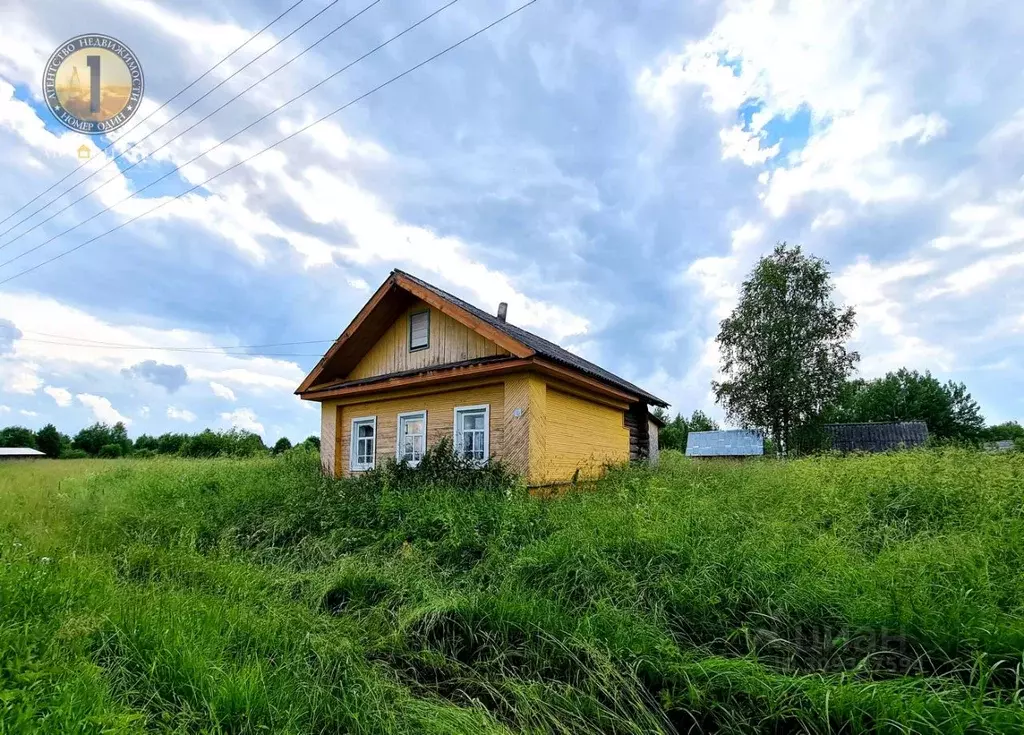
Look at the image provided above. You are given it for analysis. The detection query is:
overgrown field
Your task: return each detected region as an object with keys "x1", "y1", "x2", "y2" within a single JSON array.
[{"x1": 2, "y1": 449, "x2": 1023, "y2": 733}]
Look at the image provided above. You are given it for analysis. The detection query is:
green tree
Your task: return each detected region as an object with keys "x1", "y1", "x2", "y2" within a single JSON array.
[
  {"x1": 0, "y1": 426, "x2": 37, "y2": 449},
  {"x1": 658, "y1": 413, "x2": 687, "y2": 452},
  {"x1": 273, "y1": 437, "x2": 293, "y2": 455},
  {"x1": 72, "y1": 422, "x2": 130, "y2": 456},
  {"x1": 655, "y1": 410, "x2": 720, "y2": 453},
  {"x1": 687, "y1": 410, "x2": 719, "y2": 433},
  {"x1": 34, "y1": 423, "x2": 63, "y2": 458},
  {"x1": 981, "y1": 421, "x2": 1024, "y2": 443},
  {"x1": 98, "y1": 443, "x2": 124, "y2": 458},
  {"x1": 713, "y1": 243, "x2": 859, "y2": 454},
  {"x1": 156, "y1": 432, "x2": 189, "y2": 455},
  {"x1": 134, "y1": 434, "x2": 159, "y2": 452},
  {"x1": 834, "y1": 369, "x2": 985, "y2": 442},
  {"x1": 301, "y1": 435, "x2": 321, "y2": 451}
]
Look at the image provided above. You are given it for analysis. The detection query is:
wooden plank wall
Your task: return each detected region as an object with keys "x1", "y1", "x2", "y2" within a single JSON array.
[
  {"x1": 321, "y1": 402, "x2": 337, "y2": 476},
  {"x1": 346, "y1": 299, "x2": 510, "y2": 381},
  {"x1": 337, "y1": 383, "x2": 505, "y2": 475},
  {"x1": 543, "y1": 388, "x2": 629, "y2": 482}
]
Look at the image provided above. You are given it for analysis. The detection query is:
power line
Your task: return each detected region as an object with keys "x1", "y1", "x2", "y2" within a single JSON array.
[
  {"x1": 0, "y1": 0, "x2": 382, "y2": 252},
  {"x1": 0, "y1": 0, "x2": 541, "y2": 286},
  {"x1": 16, "y1": 339, "x2": 326, "y2": 357},
  {"x1": 0, "y1": 0, "x2": 460, "y2": 273},
  {"x1": 0, "y1": 0, "x2": 309, "y2": 230},
  {"x1": 2, "y1": 331, "x2": 334, "y2": 352}
]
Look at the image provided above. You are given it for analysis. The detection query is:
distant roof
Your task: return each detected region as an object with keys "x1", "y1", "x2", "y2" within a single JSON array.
[
  {"x1": 686, "y1": 429, "x2": 764, "y2": 457},
  {"x1": 0, "y1": 447, "x2": 46, "y2": 456},
  {"x1": 395, "y1": 271, "x2": 668, "y2": 407},
  {"x1": 984, "y1": 440, "x2": 1016, "y2": 453},
  {"x1": 823, "y1": 422, "x2": 928, "y2": 453}
]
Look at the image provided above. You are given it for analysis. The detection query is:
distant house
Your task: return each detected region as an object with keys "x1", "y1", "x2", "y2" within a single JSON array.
[
  {"x1": 984, "y1": 440, "x2": 1016, "y2": 453},
  {"x1": 686, "y1": 429, "x2": 764, "y2": 458},
  {"x1": 296, "y1": 270, "x2": 668, "y2": 485},
  {"x1": 0, "y1": 448, "x2": 46, "y2": 462},
  {"x1": 823, "y1": 422, "x2": 928, "y2": 453}
]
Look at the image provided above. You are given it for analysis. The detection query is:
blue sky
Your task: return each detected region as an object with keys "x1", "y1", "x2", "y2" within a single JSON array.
[{"x1": 0, "y1": 0, "x2": 1022, "y2": 442}]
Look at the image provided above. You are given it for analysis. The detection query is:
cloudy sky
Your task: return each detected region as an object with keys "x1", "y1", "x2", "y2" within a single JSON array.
[{"x1": 0, "y1": 0, "x2": 1021, "y2": 443}]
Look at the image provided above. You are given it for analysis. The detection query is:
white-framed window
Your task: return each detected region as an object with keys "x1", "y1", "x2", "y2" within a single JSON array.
[
  {"x1": 409, "y1": 310, "x2": 429, "y2": 351},
  {"x1": 350, "y1": 416, "x2": 376, "y2": 471},
  {"x1": 454, "y1": 404, "x2": 489, "y2": 464},
  {"x1": 397, "y1": 410, "x2": 427, "y2": 466}
]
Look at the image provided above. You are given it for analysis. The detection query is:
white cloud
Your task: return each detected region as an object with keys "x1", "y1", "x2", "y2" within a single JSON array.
[
  {"x1": 638, "y1": 0, "x2": 949, "y2": 215},
  {"x1": 19, "y1": 409, "x2": 37, "y2": 417},
  {"x1": 43, "y1": 386, "x2": 72, "y2": 407},
  {"x1": 209, "y1": 381, "x2": 237, "y2": 401},
  {"x1": 139, "y1": 406, "x2": 150, "y2": 418},
  {"x1": 719, "y1": 124, "x2": 779, "y2": 166},
  {"x1": 76, "y1": 394, "x2": 132, "y2": 426},
  {"x1": 0, "y1": 360, "x2": 42, "y2": 394},
  {"x1": 221, "y1": 408, "x2": 264, "y2": 435},
  {"x1": 167, "y1": 406, "x2": 197, "y2": 422},
  {"x1": 0, "y1": 291, "x2": 306, "y2": 395},
  {"x1": 0, "y1": 405, "x2": 9, "y2": 413}
]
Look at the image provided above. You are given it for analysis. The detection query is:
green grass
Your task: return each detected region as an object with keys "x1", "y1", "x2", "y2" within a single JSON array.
[{"x1": 1, "y1": 449, "x2": 1023, "y2": 733}]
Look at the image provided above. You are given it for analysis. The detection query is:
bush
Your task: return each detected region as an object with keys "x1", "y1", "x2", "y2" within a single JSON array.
[
  {"x1": 60, "y1": 448, "x2": 89, "y2": 459},
  {"x1": 97, "y1": 443, "x2": 124, "y2": 458}
]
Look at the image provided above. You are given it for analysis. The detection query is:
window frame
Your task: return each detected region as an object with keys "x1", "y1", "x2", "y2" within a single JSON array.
[
  {"x1": 408, "y1": 309, "x2": 430, "y2": 352},
  {"x1": 349, "y1": 415, "x2": 377, "y2": 472},
  {"x1": 396, "y1": 409, "x2": 428, "y2": 467},
  {"x1": 453, "y1": 404, "x2": 490, "y2": 465}
]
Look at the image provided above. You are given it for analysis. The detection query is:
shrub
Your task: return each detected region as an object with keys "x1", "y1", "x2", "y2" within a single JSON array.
[
  {"x1": 97, "y1": 443, "x2": 124, "y2": 458},
  {"x1": 60, "y1": 448, "x2": 89, "y2": 459}
]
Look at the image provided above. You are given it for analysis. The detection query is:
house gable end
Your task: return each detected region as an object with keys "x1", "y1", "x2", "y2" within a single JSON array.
[{"x1": 297, "y1": 273, "x2": 534, "y2": 394}]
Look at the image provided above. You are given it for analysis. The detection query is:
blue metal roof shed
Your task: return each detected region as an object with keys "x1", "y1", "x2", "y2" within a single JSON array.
[{"x1": 686, "y1": 430, "x2": 764, "y2": 457}]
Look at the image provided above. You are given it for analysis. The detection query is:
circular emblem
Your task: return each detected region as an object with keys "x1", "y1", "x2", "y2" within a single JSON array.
[{"x1": 42, "y1": 34, "x2": 144, "y2": 135}]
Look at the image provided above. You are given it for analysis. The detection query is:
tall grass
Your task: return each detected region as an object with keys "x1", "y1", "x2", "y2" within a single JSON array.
[{"x1": 2, "y1": 448, "x2": 1023, "y2": 732}]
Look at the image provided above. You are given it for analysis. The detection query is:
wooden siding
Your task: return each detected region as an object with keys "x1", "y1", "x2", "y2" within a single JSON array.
[
  {"x1": 346, "y1": 299, "x2": 510, "y2": 381},
  {"x1": 502, "y1": 373, "x2": 547, "y2": 483},
  {"x1": 543, "y1": 387, "x2": 629, "y2": 482},
  {"x1": 335, "y1": 383, "x2": 505, "y2": 476},
  {"x1": 321, "y1": 402, "x2": 337, "y2": 476}
]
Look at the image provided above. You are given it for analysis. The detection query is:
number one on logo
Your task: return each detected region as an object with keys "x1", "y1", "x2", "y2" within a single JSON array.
[{"x1": 86, "y1": 55, "x2": 101, "y2": 114}]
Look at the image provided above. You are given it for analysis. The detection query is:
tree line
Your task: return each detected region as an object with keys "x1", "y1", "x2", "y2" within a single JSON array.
[
  {"x1": 707, "y1": 243, "x2": 1021, "y2": 455},
  {"x1": 0, "y1": 421, "x2": 319, "y2": 459}
]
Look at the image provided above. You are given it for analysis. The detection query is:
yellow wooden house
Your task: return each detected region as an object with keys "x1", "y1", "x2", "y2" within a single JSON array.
[{"x1": 296, "y1": 270, "x2": 667, "y2": 485}]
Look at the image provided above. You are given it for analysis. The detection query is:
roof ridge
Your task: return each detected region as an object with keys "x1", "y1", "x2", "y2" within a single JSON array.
[{"x1": 394, "y1": 270, "x2": 667, "y2": 406}]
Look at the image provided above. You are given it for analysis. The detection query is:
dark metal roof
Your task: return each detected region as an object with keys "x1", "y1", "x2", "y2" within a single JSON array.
[
  {"x1": 394, "y1": 270, "x2": 668, "y2": 406},
  {"x1": 686, "y1": 430, "x2": 764, "y2": 457},
  {"x1": 823, "y1": 422, "x2": 928, "y2": 453}
]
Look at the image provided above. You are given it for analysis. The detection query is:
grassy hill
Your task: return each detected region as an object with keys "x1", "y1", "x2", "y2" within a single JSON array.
[{"x1": 1, "y1": 449, "x2": 1022, "y2": 733}]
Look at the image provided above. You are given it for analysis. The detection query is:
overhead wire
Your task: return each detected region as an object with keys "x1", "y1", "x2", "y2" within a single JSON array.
[
  {"x1": 0, "y1": 0, "x2": 463, "y2": 274},
  {"x1": 0, "y1": 0, "x2": 383, "y2": 251},
  {"x1": 0, "y1": 0, "x2": 541, "y2": 286},
  {"x1": 0, "y1": 0, "x2": 310, "y2": 229}
]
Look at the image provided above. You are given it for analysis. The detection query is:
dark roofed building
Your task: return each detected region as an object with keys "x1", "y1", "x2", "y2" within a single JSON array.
[{"x1": 823, "y1": 422, "x2": 928, "y2": 453}]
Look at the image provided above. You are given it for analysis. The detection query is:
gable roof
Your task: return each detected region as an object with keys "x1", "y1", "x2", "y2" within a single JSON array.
[
  {"x1": 297, "y1": 270, "x2": 667, "y2": 406},
  {"x1": 686, "y1": 429, "x2": 764, "y2": 457},
  {"x1": 823, "y1": 422, "x2": 928, "y2": 453},
  {"x1": 0, "y1": 447, "x2": 45, "y2": 457}
]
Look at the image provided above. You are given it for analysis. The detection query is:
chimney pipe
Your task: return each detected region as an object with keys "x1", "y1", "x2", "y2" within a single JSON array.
[{"x1": 497, "y1": 302, "x2": 508, "y2": 322}]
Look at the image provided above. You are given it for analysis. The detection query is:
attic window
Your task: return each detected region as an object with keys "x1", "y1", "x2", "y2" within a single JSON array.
[{"x1": 409, "y1": 310, "x2": 429, "y2": 351}]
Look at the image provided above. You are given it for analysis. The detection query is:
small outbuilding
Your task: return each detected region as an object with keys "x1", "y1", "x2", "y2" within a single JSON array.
[
  {"x1": 823, "y1": 422, "x2": 928, "y2": 453},
  {"x1": 0, "y1": 447, "x2": 46, "y2": 462},
  {"x1": 686, "y1": 429, "x2": 764, "y2": 458}
]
